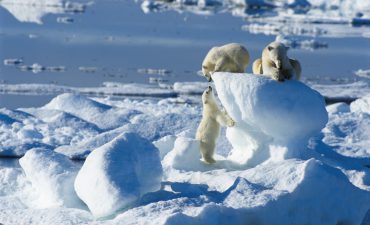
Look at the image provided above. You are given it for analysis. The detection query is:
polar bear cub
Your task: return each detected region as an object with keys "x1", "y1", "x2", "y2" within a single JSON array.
[
  {"x1": 252, "y1": 41, "x2": 301, "y2": 81},
  {"x1": 196, "y1": 86, "x2": 235, "y2": 164},
  {"x1": 202, "y1": 43, "x2": 250, "y2": 81}
]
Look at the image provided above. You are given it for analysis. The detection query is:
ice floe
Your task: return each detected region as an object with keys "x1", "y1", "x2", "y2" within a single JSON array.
[
  {"x1": 0, "y1": 0, "x2": 85, "y2": 24},
  {"x1": 0, "y1": 73, "x2": 370, "y2": 224},
  {"x1": 141, "y1": 0, "x2": 370, "y2": 38},
  {"x1": 355, "y1": 69, "x2": 370, "y2": 79},
  {"x1": 3, "y1": 58, "x2": 23, "y2": 66}
]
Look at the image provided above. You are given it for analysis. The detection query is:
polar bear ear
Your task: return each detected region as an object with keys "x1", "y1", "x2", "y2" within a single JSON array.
[{"x1": 267, "y1": 46, "x2": 274, "y2": 51}]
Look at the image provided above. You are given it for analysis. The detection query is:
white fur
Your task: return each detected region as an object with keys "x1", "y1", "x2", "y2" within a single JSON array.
[
  {"x1": 195, "y1": 86, "x2": 235, "y2": 163},
  {"x1": 253, "y1": 41, "x2": 301, "y2": 81},
  {"x1": 202, "y1": 43, "x2": 250, "y2": 81}
]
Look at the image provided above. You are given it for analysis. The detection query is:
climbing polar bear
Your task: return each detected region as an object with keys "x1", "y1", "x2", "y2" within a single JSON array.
[
  {"x1": 202, "y1": 43, "x2": 250, "y2": 81},
  {"x1": 252, "y1": 41, "x2": 301, "y2": 81},
  {"x1": 196, "y1": 86, "x2": 235, "y2": 164}
]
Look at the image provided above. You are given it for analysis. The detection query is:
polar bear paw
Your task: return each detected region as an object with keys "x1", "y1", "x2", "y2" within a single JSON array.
[{"x1": 227, "y1": 117, "x2": 235, "y2": 127}]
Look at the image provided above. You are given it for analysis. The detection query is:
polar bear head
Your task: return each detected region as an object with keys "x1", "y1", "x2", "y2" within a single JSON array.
[
  {"x1": 202, "y1": 86, "x2": 215, "y2": 105},
  {"x1": 265, "y1": 42, "x2": 289, "y2": 69},
  {"x1": 202, "y1": 47, "x2": 217, "y2": 82}
]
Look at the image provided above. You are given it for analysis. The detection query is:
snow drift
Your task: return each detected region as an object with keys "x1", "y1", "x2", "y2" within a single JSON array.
[
  {"x1": 323, "y1": 95, "x2": 370, "y2": 159},
  {"x1": 74, "y1": 132, "x2": 163, "y2": 218},
  {"x1": 19, "y1": 148, "x2": 81, "y2": 208},
  {"x1": 212, "y1": 72, "x2": 328, "y2": 166}
]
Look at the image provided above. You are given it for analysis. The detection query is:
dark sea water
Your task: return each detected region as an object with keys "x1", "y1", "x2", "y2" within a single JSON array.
[{"x1": 0, "y1": 0, "x2": 369, "y2": 108}]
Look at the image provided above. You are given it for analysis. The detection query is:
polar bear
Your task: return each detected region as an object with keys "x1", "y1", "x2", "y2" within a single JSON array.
[
  {"x1": 202, "y1": 43, "x2": 250, "y2": 81},
  {"x1": 196, "y1": 86, "x2": 235, "y2": 164},
  {"x1": 252, "y1": 41, "x2": 301, "y2": 81}
]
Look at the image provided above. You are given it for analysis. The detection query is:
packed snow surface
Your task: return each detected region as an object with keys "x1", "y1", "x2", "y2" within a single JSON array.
[
  {"x1": 212, "y1": 72, "x2": 328, "y2": 166},
  {"x1": 19, "y1": 148, "x2": 81, "y2": 209},
  {"x1": 74, "y1": 132, "x2": 162, "y2": 218},
  {"x1": 1, "y1": 74, "x2": 370, "y2": 224},
  {"x1": 323, "y1": 95, "x2": 370, "y2": 159}
]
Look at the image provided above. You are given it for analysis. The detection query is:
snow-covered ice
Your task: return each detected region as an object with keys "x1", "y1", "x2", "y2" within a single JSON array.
[
  {"x1": 19, "y1": 148, "x2": 81, "y2": 209},
  {"x1": 212, "y1": 72, "x2": 328, "y2": 166},
  {"x1": 1, "y1": 73, "x2": 370, "y2": 224},
  {"x1": 0, "y1": 0, "x2": 85, "y2": 24},
  {"x1": 74, "y1": 133, "x2": 163, "y2": 218},
  {"x1": 0, "y1": 83, "x2": 177, "y2": 98},
  {"x1": 323, "y1": 95, "x2": 370, "y2": 159},
  {"x1": 311, "y1": 81, "x2": 370, "y2": 102}
]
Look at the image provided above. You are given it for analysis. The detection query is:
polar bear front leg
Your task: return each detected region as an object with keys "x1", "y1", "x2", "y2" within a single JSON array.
[
  {"x1": 267, "y1": 67, "x2": 284, "y2": 81},
  {"x1": 282, "y1": 69, "x2": 293, "y2": 80},
  {"x1": 263, "y1": 60, "x2": 284, "y2": 81},
  {"x1": 216, "y1": 111, "x2": 235, "y2": 127},
  {"x1": 200, "y1": 141, "x2": 216, "y2": 164}
]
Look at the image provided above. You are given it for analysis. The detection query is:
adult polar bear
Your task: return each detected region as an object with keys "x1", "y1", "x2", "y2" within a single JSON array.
[
  {"x1": 252, "y1": 41, "x2": 301, "y2": 81},
  {"x1": 196, "y1": 86, "x2": 235, "y2": 164},
  {"x1": 202, "y1": 43, "x2": 250, "y2": 81}
]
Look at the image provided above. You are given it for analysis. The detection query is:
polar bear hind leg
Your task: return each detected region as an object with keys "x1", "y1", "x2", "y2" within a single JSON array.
[
  {"x1": 252, "y1": 58, "x2": 263, "y2": 74},
  {"x1": 200, "y1": 141, "x2": 216, "y2": 164},
  {"x1": 289, "y1": 59, "x2": 301, "y2": 80}
]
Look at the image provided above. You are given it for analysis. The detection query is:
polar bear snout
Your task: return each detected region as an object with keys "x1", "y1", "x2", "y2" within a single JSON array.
[{"x1": 276, "y1": 60, "x2": 282, "y2": 69}]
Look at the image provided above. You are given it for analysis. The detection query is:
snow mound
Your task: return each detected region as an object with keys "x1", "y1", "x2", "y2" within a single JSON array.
[
  {"x1": 165, "y1": 159, "x2": 369, "y2": 225},
  {"x1": 153, "y1": 135, "x2": 177, "y2": 159},
  {"x1": 212, "y1": 73, "x2": 328, "y2": 166},
  {"x1": 326, "y1": 102, "x2": 350, "y2": 115},
  {"x1": 351, "y1": 95, "x2": 370, "y2": 114},
  {"x1": 162, "y1": 136, "x2": 228, "y2": 172},
  {"x1": 323, "y1": 95, "x2": 370, "y2": 159},
  {"x1": 43, "y1": 93, "x2": 137, "y2": 130},
  {"x1": 74, "y1": 132, "x2": 163, "y2": 218},
  {"x1": 19, "y1": 148, "x2": 81, "y2": 208},
  {"x1": 162, "y1": 137, "x2": 202, "y2": 171}
]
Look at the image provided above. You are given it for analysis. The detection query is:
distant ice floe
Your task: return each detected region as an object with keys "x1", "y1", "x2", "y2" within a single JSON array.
[
  {"x1": 137, "y1": 68, "x2": 172, "y2": 76},
  {"x1": 56, "y1": 16, "x2": 74, "y2": 24},
  {"x1": 355, "y1": 69, "x2": 370, "y2": 79},
  {"x1": 141, "y1": 0, "x2": 222, "y2": 16},
  {"x1": 0, "y1": 78, "x2": 369, "y2": 103},
  {"x1": 17, "y1": 63, "x2": 66, "y2": 74},
  {"x1": 275, "y1": 35, "x2": 328, "y2": 50},
  {"x1": 0, "y1": 0, "x2": 86, "y2": 24},
  {"x1": 1, "y1": 74, "x2": 370, "y2": 224},
  {"x1": 140, "y1": 0, "x2": 370, "y2": 38},
  {"x1": 0, "y1": 83, "x2": 177, "y2": 98},
  {"x1": 3, "y1": 58, "x2": 23, "y2": 66},
  {"x1": 4, "y1": 59, "x2": 65, "y2": 73},
  {"x1": 311, "y1": 81, "x2": 370, "y2": 103},
  {"x1": 78, "y1": 66, "x2": 97, "y2": 73}
]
